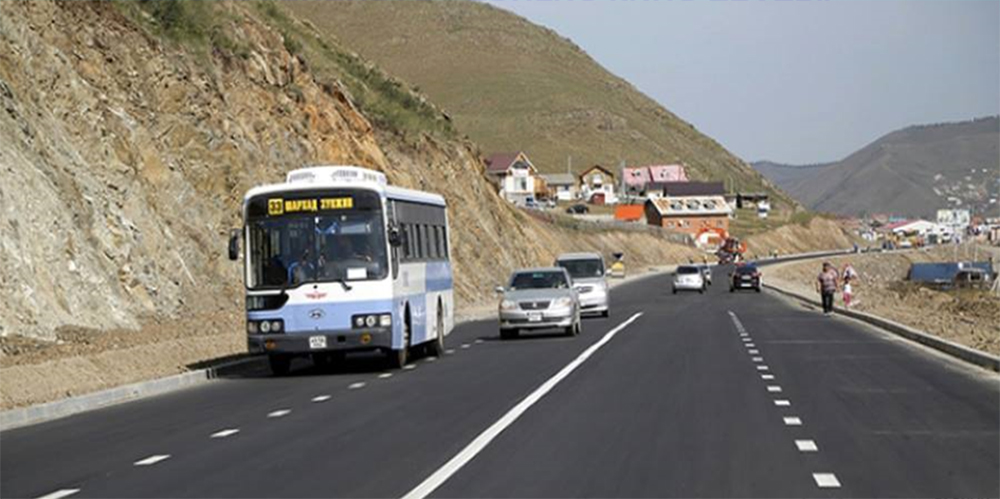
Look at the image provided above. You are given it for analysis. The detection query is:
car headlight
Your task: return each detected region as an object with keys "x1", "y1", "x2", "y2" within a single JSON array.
[
  {"x1": 553, "y1": 297, "x2": 573, "y2": 307},
  {"x1": 500, "y1": 299, "x2": 516, "y2": 311}
]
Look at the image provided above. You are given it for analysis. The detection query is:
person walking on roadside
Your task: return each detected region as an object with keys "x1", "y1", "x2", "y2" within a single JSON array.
[{"x1": 816, "y1": 262, "x2": 839, "y2": 315}]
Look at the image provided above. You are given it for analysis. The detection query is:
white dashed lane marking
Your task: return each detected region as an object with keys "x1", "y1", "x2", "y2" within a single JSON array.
[
  {"x1": 348, "y1": 382, "x2": 366, "y2": 390},
  {"x1": 403, "y1": 364, "x2": 417, "y2": 370},
  {"x1": 746, "y1": 343, "x2": 756, "y2": 348},
  {"x1": 445, "y1": 349, "x2": 456, "y2": 355},
  {"x1": 474, "y1": 339, "x2": 484, "y2": 344},
  {"x1": 461, "y1": 344, "x2": 470, "y2": 349},
  {"x1": 742, "y1": 338, "x2": 752, "y2": 343},
  {"x1": 267, "y1": 409, "x2": 291, "y2": 418},
  {"x1": 752, "y1": 357, "x2": 764, "y2": 362},
  {"x1": 378, "y1": 373, "x2": 393, "y2": 379},
  {"x1": 767, "y1": 385, "x2": 782, "y2": 393},
  {"x1": 783, "y1": 417, "x2": 803, "y2": 426},
  {"x1": 761, "y1": 374, "x2": 775, "y2": 380},
  {"x1": 813, "y1": 473, "x2": 841, "y2": 488},
  {"x1": 748, "y1": 349, "x2": 759, "y2": 354},
  {"x1": 425, "y1": 357, "x2": 438, "y2": 362},
  {"x1": 312, "y1": 395, "x2": 332, "y2": 402},
  {"x1": 796, "y1": 440, "x2": 819, "y2": 452},
  {"x1": 774, "y1": 400, "x2": 791, "y2": 407},
  {"x1": 210, "y1": 428, "x2": 240, "y2": 438},
  {"x1": 757, "y1": 365, "x2": 770, "y2": 371},
  {"x1": 134, "y1": 455, "x2": 170, "y2": 466},
  {"x1": 35, "y1": 489, "x2": 80, "y2": 499}
]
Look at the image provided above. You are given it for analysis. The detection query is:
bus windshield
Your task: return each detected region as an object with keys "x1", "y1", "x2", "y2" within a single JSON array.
[{"x1": 247, "y1": 203, "x2": 388, "y2": 289}]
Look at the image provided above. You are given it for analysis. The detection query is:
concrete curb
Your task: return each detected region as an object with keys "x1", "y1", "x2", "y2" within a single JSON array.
[
  {"x1": 763, "y1": 282, "x2": 1000, "y2": 373},
  {"x1": 0, "y1": 357, "x2": 258, "y2": 432}
]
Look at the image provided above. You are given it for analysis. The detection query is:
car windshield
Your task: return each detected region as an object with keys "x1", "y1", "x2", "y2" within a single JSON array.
[
  {"x1": 246, "y1": 191, "x2": 388, "y2": 289},
  {"x1": 557, "y1": 258, "x2": 604, "y2": 278},
  {"x1": 509, "y1": 271, "x2": 570, "y2": 290},
  {"x1": 736, "y1": 266, "x2": 759, "y2": 274},
  {"x1": 677, "y1": 266, "x2": 700, "y2": 274}
]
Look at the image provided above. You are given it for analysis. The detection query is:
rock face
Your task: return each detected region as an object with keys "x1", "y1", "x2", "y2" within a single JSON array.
[{"x1": 0, "y1": 1, "x2": 698, "y2": 344}]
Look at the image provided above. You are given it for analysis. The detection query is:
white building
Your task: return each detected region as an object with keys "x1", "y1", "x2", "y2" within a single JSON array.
[{"x1": 485, "y1": 151, "x2": 542, "y2": 206}]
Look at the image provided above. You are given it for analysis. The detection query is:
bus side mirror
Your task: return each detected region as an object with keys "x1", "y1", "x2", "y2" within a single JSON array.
[
  {"x1": 228, "y1": 229, "x2": 240, "y2": 261},
  {"x1": 388, "y1": 226, "x2": 402, "y2": 247}
]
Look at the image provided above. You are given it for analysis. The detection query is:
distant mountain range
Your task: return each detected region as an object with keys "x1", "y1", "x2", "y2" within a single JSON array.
[{"x1": 753, "y1": 117, "x2": 999, "y2": 218}]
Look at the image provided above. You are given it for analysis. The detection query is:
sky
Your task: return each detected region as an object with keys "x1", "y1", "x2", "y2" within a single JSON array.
[{"x1": 482, "y1": 0, "x2": 1000, "y2": 164}]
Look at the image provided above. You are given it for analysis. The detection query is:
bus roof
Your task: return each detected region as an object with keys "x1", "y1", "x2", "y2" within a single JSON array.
[{"x1": 242, "y1": 165, "x2": 446, "y2": 207}]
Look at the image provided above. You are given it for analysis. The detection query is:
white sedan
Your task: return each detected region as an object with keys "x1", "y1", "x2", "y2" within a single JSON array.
[{"x1": 673, "y1": 265, "x2": 706, "y2": 294}]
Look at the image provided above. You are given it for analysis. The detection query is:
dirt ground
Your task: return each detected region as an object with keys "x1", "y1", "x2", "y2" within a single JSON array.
[{"x1": 766, "y1": 245, "x2": 1000, "y2": 357}]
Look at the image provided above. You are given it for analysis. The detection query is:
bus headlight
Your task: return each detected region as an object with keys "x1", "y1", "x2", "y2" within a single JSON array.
[
  {"x1": 270, "y1": 320, "x2": 282, "y2": 333},
  {"x1": 365, "y1": 315, "x2": 378, "y2": 328},
  {"x1": 247, "y1": 321, "x2": 258, "y2": 334},
  {"x1": 354, "y1": 316, "x2": 366, "y2": 328},
  {"x1": 352, "y1": 314, "x2": 391, "y2": 329},
  {"x1": 259, "y1": 320, "x2": 271, "y2": 333},
  {"x1": 379, "y1": 314, "x2": 392, "y2": 327}
]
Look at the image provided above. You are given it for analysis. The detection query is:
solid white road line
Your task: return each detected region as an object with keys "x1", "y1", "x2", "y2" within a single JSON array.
[
  {"x1": 774, "y1": 400, "x2": 791, "y2": 406},
  {"x1": 813, "y1": 473, "x2": 841, "y2": 488},
  {"x1": 796, "y1": 440, "x2": 819, "y2": 452},
  {"x1": 761, "y1": 374, "x2": 775, "y2": 380},
  {"x1": 401, "y1": 312, "x2": 644, "y2": 499},
  {"x1": 378, "y1": 373, "x2": 393, "y2": 379},
  {"x1": 348, "y1": 382, "x2": 366, "y2": 390},
  {"x1": 767, "y1": 385, "x2": 782, "y2": 393},
  {"x1": 134, "y1": 455, "x2": 170, "y2": 466},
  {"x1": 210, "y1": 428, "x2": 240, "y2": 438},
  {"x1": 267, "y1": 409, "x2": 291, "y2": 418},
  {"x1": 35, "y1": 489, "x2": 80, "y2": 499},
  {"x1": 783, "y1": 416, "x2": 803, "y2": 426},
  {"x1": 312, "y1": 395, "x2": 332, "y2": 402}
]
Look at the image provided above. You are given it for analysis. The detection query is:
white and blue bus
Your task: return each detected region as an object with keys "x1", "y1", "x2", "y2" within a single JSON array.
[{"x1": 228, "y1": 166, "x2": 454, "y2": 375}]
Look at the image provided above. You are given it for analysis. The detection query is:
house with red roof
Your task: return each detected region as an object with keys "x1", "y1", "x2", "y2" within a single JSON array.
[{"x1": 485, "y1": 151, "x2": 543, "y2": 205}]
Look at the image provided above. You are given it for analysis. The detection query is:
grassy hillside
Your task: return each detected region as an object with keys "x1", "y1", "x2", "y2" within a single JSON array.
[
  {"x1": 283, "y1": 0, "x2": 795, "y2": 211},
  {"x1": 754, "y1": 117, "x2": 1000, "y2": 218}
]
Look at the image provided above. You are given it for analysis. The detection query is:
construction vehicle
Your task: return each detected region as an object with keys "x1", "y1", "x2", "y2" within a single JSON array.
[{"x1": 717, "y1": 237, "x2": 747, "y2": 264}]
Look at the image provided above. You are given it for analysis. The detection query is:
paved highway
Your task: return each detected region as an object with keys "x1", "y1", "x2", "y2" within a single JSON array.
[{"x1": 2, "y1": 268, "x2": 998, "y2": 498}]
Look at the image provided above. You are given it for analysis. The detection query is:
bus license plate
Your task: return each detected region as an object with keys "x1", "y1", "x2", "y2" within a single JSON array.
[
  {"x1": 309, "y1": 336, "x2": 327, "y2": 350},
  {"x1": 527, "y1": 312, "x2": 542, "y2": 322}
]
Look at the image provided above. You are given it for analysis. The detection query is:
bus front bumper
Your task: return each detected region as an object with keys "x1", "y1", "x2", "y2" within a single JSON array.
[{"x1": 248, "y1": 328, "x2": 392, "y2": 355}]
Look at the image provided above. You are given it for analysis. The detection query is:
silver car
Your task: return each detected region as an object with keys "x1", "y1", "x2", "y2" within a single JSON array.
[
  {"x1": 497, "y1": 268, "x2": 582, "y2": 339},
  {"x1": 673, "y1": 265, "x2": 706, "y2": 294},
  {"x1": 555, "y1": 252, "x2": 611, "y2": 318}
]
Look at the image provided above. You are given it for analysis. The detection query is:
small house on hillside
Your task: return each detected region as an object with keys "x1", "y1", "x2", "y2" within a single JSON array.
[
  {"x1": 579, "y1": 165, "x2": 618, "y2": 205},
  {"x1": 541, "y1": 173, "x2": 578, "y2": 201},
  {"x1": 623, "y1": 164, "x2": 688, "y2": 197},
  {"x1": 485, "y1": 151, "x2": 542, "y2": 206},
  {"x1": 646, "y1": 181, "x2": 732, "y2": 239}
]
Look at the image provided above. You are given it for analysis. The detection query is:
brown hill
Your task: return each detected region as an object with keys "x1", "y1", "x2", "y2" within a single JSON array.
[
  {"x1": 754, "y1": 117, "x2": 1000, "y2": 217},
  {"x1": 283, "y1": 0, "x2": 794, "y2": 211}
]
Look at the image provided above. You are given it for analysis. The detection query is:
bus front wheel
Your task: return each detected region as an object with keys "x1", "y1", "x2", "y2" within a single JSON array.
[
  {"x1": 268, "y1": 354, "x2": 292, "y2": 376},
  {"x1": 387, "y1": 315, "x2": 411, "y2": 369},
  {"x1": 426, "y1": 303, "x2": 445, "y2": 357}
]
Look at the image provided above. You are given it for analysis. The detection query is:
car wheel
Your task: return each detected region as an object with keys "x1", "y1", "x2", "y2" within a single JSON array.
[
  {"x1": 756, "y1": 286, "x2": 762, "y2": 293},
  {"x1": 672, "y1": 288, "x2": 677, "y2": 294},
  {"x1": 699, "y1": 287, "x2": 705, "y2": 294},
  {"x1": 268, "y1": 354, "x2": 292, "y2": 376},
  {"x1": 500, "y1": 328, "x2": 516, "y2": 340},
  {"x1": 602, "y1": 309, "x2": 610, "y2": 318},
  {"x1": 730, "y1": 286, "x2": 735, "y2": 293}
]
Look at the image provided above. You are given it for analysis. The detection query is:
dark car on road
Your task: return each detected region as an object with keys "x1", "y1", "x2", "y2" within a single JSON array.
[
  {"x1": 730, "y1": 264, "x2": 762, "y2": 293},
  {"x1": 565, "y1": 204, "x2": 589, "y2": 214}
]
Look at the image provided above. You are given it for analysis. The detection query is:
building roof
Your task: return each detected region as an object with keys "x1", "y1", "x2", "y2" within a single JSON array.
[
  {"x1": 541, "y1": 173, "x2": 576, "y2": 186},
  {"x1": 614, "y1": 205, "x2": 645, "y2": 221},
  {"x1": 648, "y1": 164, "x2": 688, "y2": 183},
  {"x1": 485, "y1": 152, "x2": 534, "y2": 174},
  {"x1": 623, "y1": 167, "x2": 652, "y2": 187},
  {"x1": 661, "y1": 181, "x2": 726, "y2": 197},
  {"x1": 647, "y1": 196, "x2": 733, "y2": 216},
  {"x1": 579, "y1": 164, "x2": 615, "y2": 180}
]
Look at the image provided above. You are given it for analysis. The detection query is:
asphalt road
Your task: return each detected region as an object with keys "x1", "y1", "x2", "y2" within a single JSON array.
[{"x1": 2, "y1": 268, "x2": 997, "y2": 499}]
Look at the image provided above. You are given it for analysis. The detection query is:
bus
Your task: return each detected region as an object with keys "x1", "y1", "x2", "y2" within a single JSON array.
[{"x1": 228, "y1": 166, "x2": 454, "y2": 375}]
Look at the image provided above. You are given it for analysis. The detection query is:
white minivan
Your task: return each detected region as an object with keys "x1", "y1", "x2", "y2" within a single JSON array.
[{"x1": 555, "y1": 252, "x2": 611, "y2": 317}]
